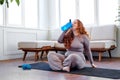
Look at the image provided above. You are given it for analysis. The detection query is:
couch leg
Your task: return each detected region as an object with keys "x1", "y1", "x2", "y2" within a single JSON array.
[
  {"x1": 55, "y1": 50, "x2": 58, "y2": 53},
  {"x1": 98, "y1": 52, "x2": 102, "y2": 61},
  {"x1": 108, "y1": 50, "x2": 112, "y2": 58},
  {"x1": 46, "y1": 50, "x2": 49, "y2": 56},
  {"x1": 23, "y1": 51, "x2": 27, "y2": 61},
  {"x1": 40, "y1": 51, "x2": 44, "y2": 59},
  {"x1": 35, "y1": 52, "x2": 39, "y2": 61}
]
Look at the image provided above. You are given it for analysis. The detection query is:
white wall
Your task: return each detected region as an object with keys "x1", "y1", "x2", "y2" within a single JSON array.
[
  {"x1": 0, "y1": 26, "x2": 48, "y2": 60},
  {"x1": 112, "y1": 26, "x2": 120, "y2": 57},
  {"x1": 113, "y1": 0, "x2": 120, "y2": 57},
  {"x1": 48, "y1": 29, "x2": 62, "y2": 40},
  {"x1": 0, "y1": 27, "x2": 3, "y2": 56}
]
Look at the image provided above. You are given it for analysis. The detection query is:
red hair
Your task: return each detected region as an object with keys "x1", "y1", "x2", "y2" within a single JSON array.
[{"x1": 63, "y1": 19, "x2": 89, "y2": 49}]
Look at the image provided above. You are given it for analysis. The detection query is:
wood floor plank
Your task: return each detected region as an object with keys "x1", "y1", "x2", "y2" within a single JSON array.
[{"x1": 0, "y1": 57, "x2": 120, "y2": 80}]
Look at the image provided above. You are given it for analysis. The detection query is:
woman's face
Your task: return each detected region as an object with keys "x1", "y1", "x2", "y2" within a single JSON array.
[{"x1": 72, "y1": 20, "x2": 79, "y2": 31}]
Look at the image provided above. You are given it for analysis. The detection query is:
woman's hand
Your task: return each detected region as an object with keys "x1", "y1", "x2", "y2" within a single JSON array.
[
  {"x1": 65, "y1": 28, "x2": 72, "y2": 36},
  {"x1": 91, "y1": 63, "x2": 96, "y2": 68}
]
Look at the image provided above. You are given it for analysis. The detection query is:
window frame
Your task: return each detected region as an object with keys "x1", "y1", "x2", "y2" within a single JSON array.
[
  {"x1": 0, "y1": 5, "x2": 4, "y2": 26},
  {"x1": 5, "y1": 0, "x2": 24, "y2": 28},
  {"x1": 1, "y1": 0, "x2": 39, "y2": 29},
  {"x1": 59, "y1": 0, "x2": 118, "y2": 27},
  {"x1": 0, "y1": 0, "x2": 119, "y2": 29}
]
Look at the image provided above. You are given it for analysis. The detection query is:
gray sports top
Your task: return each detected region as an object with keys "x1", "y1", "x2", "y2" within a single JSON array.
[{"x1": 58, "y1": 31, "x2": 94, "y2": 64}]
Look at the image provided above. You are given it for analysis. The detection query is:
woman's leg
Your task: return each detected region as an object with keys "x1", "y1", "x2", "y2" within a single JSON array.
[
  {"x1": 62, "y1": 54, "x2": 76, "y2": 72},
  {"x1": 75, "y1": 54, "x2": 86, "y2": 69},
  {"x1": 47, "y1": 52, "x2": 65, "y2": 70},
  {"x1": 63, "y1": 53, "x2": 86, "y2": 71}
]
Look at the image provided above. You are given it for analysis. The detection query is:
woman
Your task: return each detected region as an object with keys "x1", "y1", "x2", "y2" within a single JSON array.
[{"x1": 47, "y1": 19, "x2": 96, "y2": 72}]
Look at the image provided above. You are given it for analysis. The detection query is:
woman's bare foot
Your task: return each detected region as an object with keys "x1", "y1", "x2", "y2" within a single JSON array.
[
  {"x1": 62, "y1": 66, "x2": 70, "y2": 72},
  {"x1": 91, "y1": 63, "x2": 97, "y2": 68}
]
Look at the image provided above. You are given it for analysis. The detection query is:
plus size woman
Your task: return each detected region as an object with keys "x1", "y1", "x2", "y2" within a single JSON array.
[{"x1": 47, "y1": 19, "x2": 96, "y2": 72}]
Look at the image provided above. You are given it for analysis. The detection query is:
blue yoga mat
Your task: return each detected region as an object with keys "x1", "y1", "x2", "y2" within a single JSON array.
[{"x1": 19, "y1": 62, "x2": 120, "y2": 79}]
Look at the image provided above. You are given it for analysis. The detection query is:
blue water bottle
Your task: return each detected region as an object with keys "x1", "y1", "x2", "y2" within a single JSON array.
[{"x1": 61, "y1": 19, "x2": 72, "y2": 31}]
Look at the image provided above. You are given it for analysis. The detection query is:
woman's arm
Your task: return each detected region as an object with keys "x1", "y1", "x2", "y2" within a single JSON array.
[
  {"x1": 58, "y1": 31, "x2": 66, "y2": 43},
  {"x1": 83, "y1": 35, "x2": 95, "y2": 67},
  {"x1": 58, "y1": 29, "x2": 72, "y2": 43}
]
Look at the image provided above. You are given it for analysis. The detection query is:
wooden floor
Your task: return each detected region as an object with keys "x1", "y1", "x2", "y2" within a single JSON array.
[{"x1": 0, "y1": 57, "x2": 120, "y2": 80}]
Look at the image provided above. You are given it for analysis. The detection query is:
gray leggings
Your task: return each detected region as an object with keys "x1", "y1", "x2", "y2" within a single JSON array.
[{"x1": 47, "y1": 51, "x2": 86, "y2": 70}]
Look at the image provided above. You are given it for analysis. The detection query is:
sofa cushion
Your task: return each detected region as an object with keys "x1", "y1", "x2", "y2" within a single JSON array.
[
  {"x1": 18, "y1": 40, "x2": 57, "y2": 48},
  {"x1": 91, "y1": 25, "x2": 116, "y2": 41},
  {"x1": 54, "y1": 42, "x2": 65, "y2": 48},
  {"x1": 49, "y1": 29, "x2": 62, "y2": 41},
  {"x1": 90, "y1": 40, "x2": 116, "y2": 49},
  {"x1": 85, "y1": 26, "x2": 92, "y2": 37},
  {"x1": 50, "y1": 26, "x2": 92, "y2": 41},
  {"x1": 54, "y1": 40, "x2": 116, "y2": 49}
]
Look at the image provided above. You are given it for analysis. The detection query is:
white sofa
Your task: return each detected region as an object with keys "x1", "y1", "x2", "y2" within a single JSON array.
[
  {"x1": 18, "y1": 25, "x2": 117, "y2": 61},
  {"x1": 89, "y1": 25, "x2": 117, "y2": 61},
  {"x1": 54, "y1": 25, "x2": 117, "y2": 61}
]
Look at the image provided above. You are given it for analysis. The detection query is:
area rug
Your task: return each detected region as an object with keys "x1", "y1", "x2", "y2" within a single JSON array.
[{"x1": 20, "y1": 62, "x2": 120, "y2": 79}]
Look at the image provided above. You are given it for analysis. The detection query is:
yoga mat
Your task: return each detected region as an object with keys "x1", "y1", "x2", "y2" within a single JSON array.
[{"x1": 19, "y1": 62, "x2": 120, "y2": 79}]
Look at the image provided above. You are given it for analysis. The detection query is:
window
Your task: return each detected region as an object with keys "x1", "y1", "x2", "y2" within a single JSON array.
[
  {"x1": 60, "y1": 0, "x2": 118, "y2": 26},
  {"x1": 24, "y1": 0, "x2": 38, "y2": 28},
  {"x1": 7, "y1": 1, "x2": 22, "y2": 26},
  {"x1": 79, "y1": 0, "x2": 95, "y2": 25},
  {"x1": 48, "y1": 0, "x2": 59, "y2": 29},
  {"x1": 39, "y1": 0, "x2": 59, "y2": 29},
  {"x1": 0, "y1": 6, "x2": 3, "y2": 25},
  {"x1": 0, "y1": 0, "x2": 119, "y2": 28},
  {"x1": 98, "y1": 0, "x2": 118, "y2": 25},
  {"x1": 60, "y1": 0, "x2": 76, "y2": 26},
  {"x1": 1, "y1": 0, "x2": 38, "y2": 29}
]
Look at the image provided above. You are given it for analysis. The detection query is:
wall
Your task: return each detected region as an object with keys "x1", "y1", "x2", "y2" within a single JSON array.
[
  {"x1": 0, "y1": 27, "x2": 3, "y2": 57},
  {"x1": 48, "y1": 29, "x2": 62, "y2": 41},
  {"x1": 112, "y1": 0, "x2": 120, "y2": 57},
  {"x1": 112, "y1": 26, "x2": 120, "y2": 57},
  {"x1": 0, "y1": 26, "x2": 48, "y2": 60}
]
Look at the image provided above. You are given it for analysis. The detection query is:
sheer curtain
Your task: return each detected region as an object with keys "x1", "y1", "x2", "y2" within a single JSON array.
[
  {"x1": 98, "y1": 0, "x2": 118, "y2": 25},
  {"x1": 0, "y1": 6, "x2": 3, "y2": 25},
  {"x1": 7, "y1": 1, "x2": 22, "y2": 26},
  {"x1": 60, "y1": 0, "x2": 76, "y2": 26},
  {"x1": 79, "y1": 0, "x2": 95, "y2": 25},
  {"x1": 60, "y1": 0, "x2": 118, "y2": 26},
  {"x1": 24, "y1": 0, "x2": 38, "y2": 28}
]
